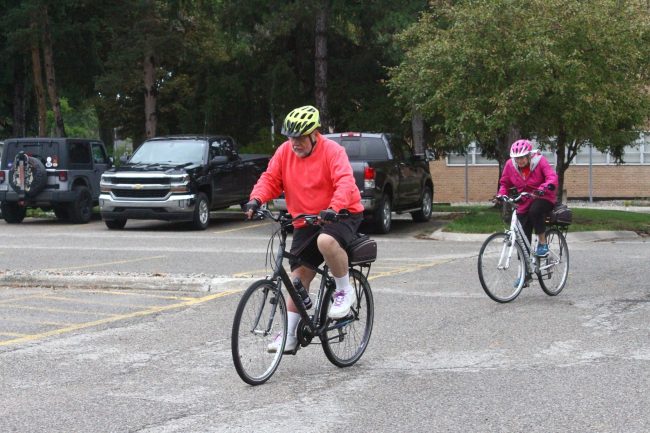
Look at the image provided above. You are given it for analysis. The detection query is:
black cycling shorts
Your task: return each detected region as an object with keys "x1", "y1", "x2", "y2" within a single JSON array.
[{"x1": 289, "y1": 213, "x2": 363, "y2": 271}]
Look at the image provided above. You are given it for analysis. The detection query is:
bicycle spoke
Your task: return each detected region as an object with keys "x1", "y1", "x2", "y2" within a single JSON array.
[
  {"x1": 321, "y1": 269, "x2": 374, "y2": 367},
  {"x1": 232, "y1": 280, "x2": 287, "y2": 385},
  {"x1": 478, "y1": 232, "x2": 526, "y2": 302},
  {"x1": 538, "y1": 228, "x2": 569, "y2": 296}
]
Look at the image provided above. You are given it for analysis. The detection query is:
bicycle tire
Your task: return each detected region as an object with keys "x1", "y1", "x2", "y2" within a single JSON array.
[
  {"x1": 231, "y1": 279, "x2": 287, "y2": 385},
  {"x1": 321, "y1": 268, "x2": 374, "y2": 367},
  {"x1": 478, "y1": 232, "x2": 527, "y2": 303},
  {"x1": 538, "y1": 228, "x2": 569, "y2": 296}
]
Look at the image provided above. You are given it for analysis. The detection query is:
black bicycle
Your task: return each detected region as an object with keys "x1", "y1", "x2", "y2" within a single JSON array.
[{"x1": 231, "y1": 208, "x2": 376, "y2": 385}]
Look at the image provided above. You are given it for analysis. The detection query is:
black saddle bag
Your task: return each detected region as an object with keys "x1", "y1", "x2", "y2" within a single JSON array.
[
  {"x1": 549, "y1": 203, "x2": 573, "y2": 225},
  {"x1": 347, "y1": 233, "x2": 377, "y2": 265}
]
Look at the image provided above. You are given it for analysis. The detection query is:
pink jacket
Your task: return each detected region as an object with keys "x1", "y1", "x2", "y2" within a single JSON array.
[
  {"x1": 250, "y1": 133, "x2": 363, "y2": 225},
  {"x1": 497, "y1": 153, "x2": 558, "y2": 214}
]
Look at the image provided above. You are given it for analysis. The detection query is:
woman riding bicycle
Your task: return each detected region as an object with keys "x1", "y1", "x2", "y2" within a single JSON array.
[
  {"x1": 244, "y1": 105, "x2": 364, "y2": 353},
  {"x1": 497, "y1": 139, "x2": 558, "y2": 257}
]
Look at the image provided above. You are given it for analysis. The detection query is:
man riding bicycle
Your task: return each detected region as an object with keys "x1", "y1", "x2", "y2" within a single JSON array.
[
  {"x1": 244, "y1": 105, "x2": 364, "y2": 353},
  {"x1": 496, "y1": 139, "x2": 559, "y2": 257}
]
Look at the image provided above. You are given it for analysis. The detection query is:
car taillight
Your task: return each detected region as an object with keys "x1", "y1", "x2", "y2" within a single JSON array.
[
  {"x1": 342, "y1": 132, "x2": 361, "y2": 137},
  {"x1": 0, "y1": 171, "x2": 5, "y2": 184},
  {"x1": 364, "y1": 165, "x2": 375, "y2": 189},
  {"x1": 57, "y1": 170, "x2": 68, "y2": 181}
]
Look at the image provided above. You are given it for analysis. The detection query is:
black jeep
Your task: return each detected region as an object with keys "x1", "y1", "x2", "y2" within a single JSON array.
[{"x1": 0, "y1": 137, "x2": 111, "y2": 224}]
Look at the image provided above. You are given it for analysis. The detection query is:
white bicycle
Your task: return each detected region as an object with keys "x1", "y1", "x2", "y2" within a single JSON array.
[{"x1": 478, "y1": 192, "x2": 570, "y2": 303}]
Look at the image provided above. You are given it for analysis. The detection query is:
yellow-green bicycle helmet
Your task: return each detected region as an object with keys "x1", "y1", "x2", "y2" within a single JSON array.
[{"x1": 281, "y1": 105, "x2": 321, "y2": 137}]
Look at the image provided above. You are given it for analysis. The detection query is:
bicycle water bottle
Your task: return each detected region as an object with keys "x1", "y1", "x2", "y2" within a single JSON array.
[{"x1": 292, "y1": 277, "x2": 312, "y2": 310}]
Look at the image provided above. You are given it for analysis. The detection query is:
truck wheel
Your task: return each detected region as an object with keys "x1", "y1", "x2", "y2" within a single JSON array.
[
  {"x1": 9, "y1": 154, "x2": 48, "y2": 197},
  {"x1": 373, "y1": 194, "x2": 392, "y2": 234},
  {"x1": 1, "y1": 202, "x2": 27, "y2": 223},
  {"x1": 105, "y1": 219, "x2": 127, "y2": 229},
  {"x1": 192, "y1": 192, "x2": 210, "y2": 230},
  {"x1": 411, "y1": 188, "x2": 433, "y2": 222},
  {"x1": 68, "y1": 185, "x2": 93, "y2": 224}
]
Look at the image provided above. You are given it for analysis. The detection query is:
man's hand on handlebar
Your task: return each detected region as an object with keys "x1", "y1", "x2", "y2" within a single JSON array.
[
  {"x1": 243, "y1": 198, "x2": 261, "y2": 220},
  {"x1": 319, "y1": 208, "x2": 338, "y2": 223},
  {"x1": 318, "y1": 208, "x2": 349, "y2": 223}
]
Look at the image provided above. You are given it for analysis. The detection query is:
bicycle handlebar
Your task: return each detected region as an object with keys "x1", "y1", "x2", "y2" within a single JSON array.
[{"x1": 249, "y1": 208, "x2": 348, "y2": 226}]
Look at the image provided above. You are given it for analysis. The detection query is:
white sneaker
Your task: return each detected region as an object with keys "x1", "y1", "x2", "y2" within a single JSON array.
[
  {"x1": 328, "y1": 287, "x2": 355, "y2": 319},
  {"x1": 267, "y1": 333, "x2": 297, "y2": 353}
]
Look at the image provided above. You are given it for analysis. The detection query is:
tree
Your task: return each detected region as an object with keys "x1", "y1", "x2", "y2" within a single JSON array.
[{"x1": 390, "y1": 0, "x2": 650, "y2": 200}]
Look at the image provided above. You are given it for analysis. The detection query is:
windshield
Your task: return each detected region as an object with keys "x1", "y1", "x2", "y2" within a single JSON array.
[
  {"x1": 329, "y1": 137, "x2": 389, "y2": 161},
  {"x1": 129, "y1": 139, "x2": 206, "y2": 165}
]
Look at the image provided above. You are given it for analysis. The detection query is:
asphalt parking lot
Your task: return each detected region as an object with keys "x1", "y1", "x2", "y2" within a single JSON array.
[{"x1": 0, "y1": 213, "x2": 648, "y2": 432}]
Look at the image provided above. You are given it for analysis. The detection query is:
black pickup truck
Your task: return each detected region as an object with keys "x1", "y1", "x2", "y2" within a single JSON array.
[
  {"x1": 99, "y1": 135, "x2": 269, "y2": 230},
  {"x1": 273, "y1": 132, "x2": 434, "y2": 233},
  {"x1": 327, "y1": 132, "x2": 434, "y2": 233}
]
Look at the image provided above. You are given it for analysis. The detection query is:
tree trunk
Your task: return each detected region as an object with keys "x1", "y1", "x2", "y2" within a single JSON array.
[
  {"x1": 29, "y1": 18, "x2": 47, "y2": 137},
  {"x1": 314, "y1": 0, "x2": 329, "y2": 131},
  {"x1": 143, "y1": 50, "x2": 157, "y2": 139},
  {"x1": 555, "y1": 129, "x2": 567, "y2": 204},
  {"x1": 41, "y1": 5, "x2": 65, "y2": 137},
  {"x1": 412, "y1": 109, "x2": 425, "y2": 154},
  {"x1": 13, "y1": 56, "x2": 26, "y2": 137}
]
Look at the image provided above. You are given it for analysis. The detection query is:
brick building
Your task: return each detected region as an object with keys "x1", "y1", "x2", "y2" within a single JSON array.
[{"x1": 431, "y1": 134, "x2": 650, "y2": 202}]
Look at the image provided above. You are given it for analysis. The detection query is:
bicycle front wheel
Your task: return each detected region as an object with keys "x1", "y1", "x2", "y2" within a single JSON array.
[
  {"x1": 231, "y1": 279, "x2": 287, "y2": 386},
  {"x1": 538, "y1": 228, "x2": 569, "y2": 296},
  {"x1": 478, "y1": 232, "x2": 526, "y2": 303},
  {"x1": 321, "y1": 268, "x2": 374, "y2": 367}
]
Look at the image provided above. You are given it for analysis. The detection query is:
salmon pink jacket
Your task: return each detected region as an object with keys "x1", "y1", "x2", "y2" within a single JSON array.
[
  {"x1": 250, "y1": 133, "x2": 363, "y2": 225},
  {"x1": 497, "y1": 153, "x2": 559, "y2": 215}
]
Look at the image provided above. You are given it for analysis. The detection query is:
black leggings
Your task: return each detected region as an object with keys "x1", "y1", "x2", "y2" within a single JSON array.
[{"x1": 517, "y1": 199, "x2": 554, "y2": 243}]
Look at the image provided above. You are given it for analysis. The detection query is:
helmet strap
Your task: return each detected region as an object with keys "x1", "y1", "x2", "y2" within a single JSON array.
[{"x1": 304, "y1": 133, "x2": 317, "y2": 157}]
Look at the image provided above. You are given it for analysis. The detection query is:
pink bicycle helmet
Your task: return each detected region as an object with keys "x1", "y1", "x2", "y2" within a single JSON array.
[{"x1": 510, "y1": 139, "x2": 533, "y2": 157}]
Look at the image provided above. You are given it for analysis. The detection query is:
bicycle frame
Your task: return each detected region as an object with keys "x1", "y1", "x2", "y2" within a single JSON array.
[
  {"x1": 499, "y1": 196, "x2": 540, "y2": 279},
  {"x1": 261, "y1": 211, "x2": 357, "y2": 342}
]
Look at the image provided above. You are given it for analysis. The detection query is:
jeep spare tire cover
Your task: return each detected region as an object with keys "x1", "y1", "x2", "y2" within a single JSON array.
[{"x1": 9, "y1": 152, "x2": 48, "y2": 196}]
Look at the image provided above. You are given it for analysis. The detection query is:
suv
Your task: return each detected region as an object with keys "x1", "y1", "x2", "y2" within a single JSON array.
[{"x1": 0, "y1": 137, "x2": 111, "y2": 224}]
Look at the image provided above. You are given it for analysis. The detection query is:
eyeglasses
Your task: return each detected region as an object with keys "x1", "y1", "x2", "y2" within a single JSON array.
[{"x1": 289, "y1": 136, "x2": 311, "y2": 146}]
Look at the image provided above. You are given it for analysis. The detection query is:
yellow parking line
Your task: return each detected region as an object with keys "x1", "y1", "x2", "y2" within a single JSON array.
[
  {"x1": 43, "y1": 255, "x2": 167, "y2": 272},
  {"x1": 0, "y1": 317, "x2": 72, "y2": 327},
  {"x1": 0, "y1": 331, "x2": 28, "y2": 337},
  {"x1": 0, "y1": 289, "x2": 241, "y2": 347},
  {"x1": 212, "y1": 221, "x2": 269, "y2": 234},
  {"x1": 0, "y1": 294, "x2": 50, "y2": 305},
  {"x1": 367, "y1": 259, "x2": 453, "y2": 281},
  {"x1": 0, "y1": 304, "x2": 115, "y2": 316},
  {"x1": 93, "y1": 290, "x2": 195, "y2": 301},
  {"x1": 233, "y1": 260, "x2": 452, "y2": 282},
  {"x1": 41, "y1": 294, "x2": 177, "y2": 309}
]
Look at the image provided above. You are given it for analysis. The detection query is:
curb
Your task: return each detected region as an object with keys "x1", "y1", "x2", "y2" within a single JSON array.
[
  {"x1": 428, "y1": 229, "x2": 641, "y2": 242},
  {"x1": 0, "y1": 270, "x2": 258, "y2": 293}
]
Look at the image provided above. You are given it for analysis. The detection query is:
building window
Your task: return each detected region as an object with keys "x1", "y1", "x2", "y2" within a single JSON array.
[{"x1": 446, "y1": 134, "x2": 649, "y2": 166}]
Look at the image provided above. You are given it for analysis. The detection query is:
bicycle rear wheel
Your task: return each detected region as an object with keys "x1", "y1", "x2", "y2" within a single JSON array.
[
  {"x1": 478, "y1": 232, "x2": 526, "y2": 303},
  {"x1": 538, "y1": 228, "x2": 569, "y2": 296},
  {"x1": 321, "y1": 268, "x2": 374, "y2": 367},
  {"x1": 231, "y1": 279, "x2": 287, "y2": 385}
]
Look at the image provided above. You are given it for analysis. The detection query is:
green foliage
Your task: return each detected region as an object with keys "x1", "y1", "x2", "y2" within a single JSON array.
[
  {"x1": 390, "y1": 0, "x2": 650, "y2": 168},
  {"x1": 441, "y1": 205, "x2": 650, "y2": 234},
  {"x1": 46, "y1": 98, "x2": 99, "y2": 138}
]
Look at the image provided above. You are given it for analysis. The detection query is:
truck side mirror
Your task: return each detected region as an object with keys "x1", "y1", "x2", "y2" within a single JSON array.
[
  {"x1": 424, "y1": 149, "x2": 435, "y2": 161},
  {"x1": 119, "y1": 154, "x2": 129, "y2": 164},
  {"x1": 210, "y1": 155, "x2": 229, "y2": 167}
]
